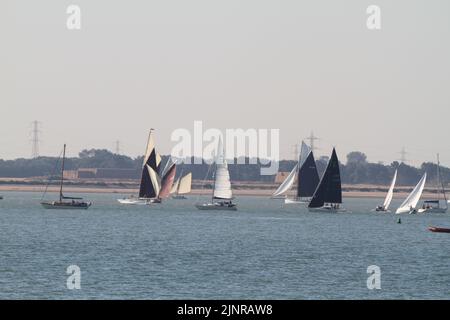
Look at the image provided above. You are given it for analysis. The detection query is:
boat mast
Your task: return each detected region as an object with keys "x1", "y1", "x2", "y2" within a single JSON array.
[
  {"x1": 437, "y1": 154, "x2": 448, "y2": 207},
  {"x1": 59, "y1": 144, "x2": 66, "y2": 202}
]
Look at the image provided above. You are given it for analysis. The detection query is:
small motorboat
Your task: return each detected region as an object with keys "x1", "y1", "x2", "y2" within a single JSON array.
[{"x1": 428, "y1": 226, "x2": 450, "y2": 233}]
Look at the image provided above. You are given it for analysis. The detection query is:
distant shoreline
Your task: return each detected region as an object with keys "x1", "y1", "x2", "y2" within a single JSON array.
[{"x1": 0, "y1": 181, "x2": 445, "y2": 199}]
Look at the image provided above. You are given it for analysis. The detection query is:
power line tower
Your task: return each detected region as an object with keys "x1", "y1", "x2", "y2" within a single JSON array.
[
  {"x1": 115, "y1": 140, "x2": 121, "y2": 155},
  {"x1": 30, "y1": 120, "x2": 41, "y2": 158},
  {"x1": 306, "y1": 131, "x2": 319, "y2": 153},
  {"x1": 399, "y1": 147, "x2": 408, "y2": 164}
]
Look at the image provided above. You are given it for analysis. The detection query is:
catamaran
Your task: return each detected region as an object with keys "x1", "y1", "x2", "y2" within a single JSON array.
[
  {"x1": 308, "y1": 148, "x2": 345, "y2": 212},
  {"x1": 272, "y1": 141, "x2": 320, "y2": 204},
  {"x1": 418, "y1": 155, "x2": 448, "y2": 214},
  {"x1": 41, "y1": 144, "x2": 91, "y2": 209},
  {"x1": 395, "y1": 173, "x2": 427, "y2": 214},
  {"x1": 195, "y1": 137, "x2": 237, "y2": 211},
  {"x1": 374, "y1": 169, "x2": 397, "y2": 212},
  {"x1": 171, "y1": 172, "x2": 192, "y2": 199},
  {"x1": 117, "y1": 129, "x2": 162, "y2": 205}
]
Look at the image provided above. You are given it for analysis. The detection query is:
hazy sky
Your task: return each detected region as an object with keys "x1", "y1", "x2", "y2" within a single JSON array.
[{"x1": 1, "y1": 0, "x2": 449, "y2": 166}]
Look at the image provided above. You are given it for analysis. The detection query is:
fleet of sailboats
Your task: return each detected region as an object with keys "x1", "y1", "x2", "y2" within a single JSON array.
[{"x1": 272, "y1": 141, "x2": 320, "y2": 204}]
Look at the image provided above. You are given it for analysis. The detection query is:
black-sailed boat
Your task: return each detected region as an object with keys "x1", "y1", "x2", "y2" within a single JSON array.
[
  {"x1": 308, "y1": 148, "x2": 345, "y2": 212},
  {"x1": 41, "y1": 144, "x2": 91, "y2": 210}
]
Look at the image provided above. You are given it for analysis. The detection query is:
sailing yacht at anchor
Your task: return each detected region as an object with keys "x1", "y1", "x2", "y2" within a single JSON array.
[
  {"x1": 374, "y1": 169, "x2": 397, "y2": 212},
  {"x1": 308, "y1": 148, "x2": 345, "y2": 212},
  {"x1": 41, "y1": 144, "x2": 91, "y2": 209},
  {"x1": 418, "y1": 154, "x2": 448, "y2": 214},
  {"x1": 117, "y1": 129, "x2": 162, "y2": 205},
  {"x1": 272, "y1": 141, "x2": 320, "y2": 204}
]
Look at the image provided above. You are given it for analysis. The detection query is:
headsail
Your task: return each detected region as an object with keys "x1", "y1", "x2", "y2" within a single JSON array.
[
  {"x1": 272, "y1": 164, "x2": 298, "y2": 197},
  {"x1": 382, "y1": 169, "x2": 397, "y2": 210},
  {"x1": 297, "y1": 151, "x2": 320, "y2": 198},
  {"x1": 395, "y1": 173, "x2": 427, "y2": 214},
  {"x1": 213, "y1": 137, "x2": 232, "y2": 200},
  {"x1": 308, "y1": 148, "x2": 342, "y2": 208}
]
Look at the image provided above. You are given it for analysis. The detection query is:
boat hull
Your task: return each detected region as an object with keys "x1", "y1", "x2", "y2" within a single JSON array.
[
  {"x1": 308, "y1": 206, "x2": 346, "y2": 213},
  {"x1": 284, "y1": 198, "x2": 308, "y2": 205},
  {"x1": 41, "y1": 201, "x2": 91, "y2": 210},
  {"x1": 172, "y1": 195, "x2": 187, "y2": 200},
  {"x1": 195, "y1": 202, "x2": 237, "y2": 211},
  {"x1": 418, "y1": 207, "x2": 448, "y2": 214},
  {"x1": 117, "y1": 198, "x2": 161, "y2": 205},
  {"x1": 429, "y1": 226, "x2": 450, "y2": 233}
]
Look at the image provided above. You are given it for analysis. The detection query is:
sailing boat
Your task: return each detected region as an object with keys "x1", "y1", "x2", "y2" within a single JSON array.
[
  {"x1": 395, "y1": 173, "x2": 427, "y2": 214},
  {"x1": 171, "y1": 172, "x2": 192, "y2": 199},
  {"x1": 374, "y1": 169, "x2": 397, "y2": 212},
  {"x1": 41, "y1": 144, "x2": 91, "y2": 209},
  {"x1": 195, "y1": 137, "x2": 237, "y2": 211},
  {"x1": 418, "y1": 154, "x2": 448, "y2": 214},
  {"x1": 308, "y1": 148, "x2": 345, "y2": 212},
  {"x1": 117, "y1": 129, "x2": 162, "y2": 205},
  {"x1": 272, "y1": 141, "x2": 320, "y2": 204}
]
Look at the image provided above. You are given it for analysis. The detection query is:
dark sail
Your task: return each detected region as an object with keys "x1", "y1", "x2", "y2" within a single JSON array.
[
  {"x1": 308, "y1": 148, "x2": 342, "y2": 208},
  {"x1": 138, "y1": 148, "x2": 159, "y2": 198},
  {"x1": 297, "y1": 151, "x2": 320, "y2": 198}
]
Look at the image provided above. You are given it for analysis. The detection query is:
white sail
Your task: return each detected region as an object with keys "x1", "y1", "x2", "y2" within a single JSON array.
[
  {"x1": 143, "y1": 130, "x2": 156, "y2": 167},
  {"x1": 213, "y1": 137, "x2": 232, "y2": 200},
  {"x1": 396, "y1": 173, "x2": 427, "y2": 214},
  {"x1": 178, "y1": 173, "x2": 192, "y2": 194},
  {"x1": 299, "y1": 141, "x2": 311, "y2": 169},
  {"x1": 272, "y1": 164, "x2": 298, "y2": 197},
  {"x1": 383, "y1": 169, "x2": 397, "y2": 210},
  {"x1": 147, "y1": 165, "x2": 161, "y2": 197},
  {"x1": 170, "y1": 178, "x2": 180, "y2": 194}
]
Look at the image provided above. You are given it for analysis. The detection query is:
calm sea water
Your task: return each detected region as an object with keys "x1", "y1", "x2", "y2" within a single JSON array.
[{"x1": 0, "y1": 191, "x2": 449, "y2": 299}]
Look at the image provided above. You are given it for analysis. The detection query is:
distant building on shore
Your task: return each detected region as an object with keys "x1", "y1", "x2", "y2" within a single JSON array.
[{"x1": 64, "y1": 168, "x2": 140, "y2": 180}]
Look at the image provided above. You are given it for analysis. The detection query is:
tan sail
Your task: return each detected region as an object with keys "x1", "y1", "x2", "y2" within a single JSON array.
[{"x1": 178, "y1": 173, "x2": 192, "y2": 195}]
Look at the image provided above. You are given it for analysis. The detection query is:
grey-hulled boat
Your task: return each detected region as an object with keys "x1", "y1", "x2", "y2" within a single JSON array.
[{"x1": 41, "y1": 144, "x2": 91, "y2": 209}]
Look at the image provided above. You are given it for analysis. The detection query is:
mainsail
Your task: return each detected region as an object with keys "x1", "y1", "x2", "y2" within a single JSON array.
[
  {"x1": 158, "y1": 163, "x2": 177, "y2": 199},
  {"x1": 213, "y1": 137, "x2": 232, "y2": 200},
  {"x1": 138, "y1": 130, "x2": 161, "y2": 198},
  {"x1": 272, "y1": 164, "x2": 298, "y2": 197},
  {"x1": 297, "y1": 151, "x2": 320, "y2": 199},
  {"x1": 177, "y1": 173, "x2": 192, "y2": 194},
  {"x1": 396, "y1": 173, "x2": 427, "y2": 214},
  {"x1": 382, "y1": 169, "x2": 397, "y2": 210},
  {"x1": 308, "y1": 148, "x2": 342, "y2": 208}
]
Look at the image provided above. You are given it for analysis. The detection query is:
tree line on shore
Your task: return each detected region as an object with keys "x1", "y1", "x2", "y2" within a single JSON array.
[{"x1": 0, "y1": 149, "x2": 448, "y2": 186}]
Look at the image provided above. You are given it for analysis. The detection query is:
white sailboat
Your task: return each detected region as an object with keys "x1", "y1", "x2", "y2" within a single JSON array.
[
  {"x1": 195, "y1": 137, "x2": 237, "y2": 211},
  {"x1": 172, "y1": 172, "x2": 192, "y2": 199},
  {"x1": 117, "y1": 129, "x2": 162, "y2": 205},
  {"x1": 418, "y1": 154, "x2": 448, "y2": 214},
  {"x1": 272, "y1": 141, "x2": 319, "y2": 204},
  {"x1": 395, "y1": 173, "x2": 427, "y2": 214},
  {"x1": 374, "y1": 169, "x2": 397, "y2": 212}
]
